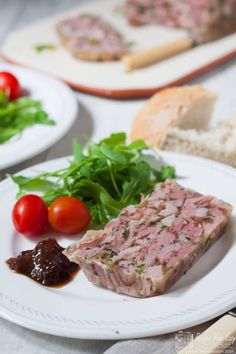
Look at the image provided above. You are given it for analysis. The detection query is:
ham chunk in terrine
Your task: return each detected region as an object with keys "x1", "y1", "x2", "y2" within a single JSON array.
[{"x1": 64, "y1": 180, "x2": 232, "y2": 297}]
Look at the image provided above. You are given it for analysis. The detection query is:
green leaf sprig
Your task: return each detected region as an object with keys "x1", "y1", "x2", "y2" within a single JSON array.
[
  {"x1": 34, "y1": 44, "x2": 57, "y2": 53},
  {"x1": 0, "y1": 91, "x2": 55, "y2": 144},
  {"x1": 10, "y1": 133, "x2": 175, "y2": 227}
]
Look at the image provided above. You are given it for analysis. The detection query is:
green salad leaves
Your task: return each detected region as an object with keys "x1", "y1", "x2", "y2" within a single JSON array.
[
  {"x1": 11, "y1": 133, "x2": 175, "y2": 227},
  {"x1": 0, "y1": 92, "x2": 55, "y2": 144}
]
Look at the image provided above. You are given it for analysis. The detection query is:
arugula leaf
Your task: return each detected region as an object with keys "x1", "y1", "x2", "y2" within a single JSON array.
[
  {"x1": 155, "y1": 165, "x2": 176, "y2": 181},
  {"x1": 126, "y1": 139, "x2": 148, "y2": 150},
  {"x1": 100, "y1": 143, "x2": 127, "y2": 164},
  {"x1": 9, "y1": 175, "x2": 57, "y2": 198},
  {"x1": 100, "y1": 132, "x2": 126, "y2": 147},
  {"x1": 73, "y1": 139, "x2": 84, "y2": 163},
  {"x1": 121, "y1": 162, "x2": 151, "y2": 204},
  {"x1": 0, "y1": 95, "x2": 55, "y2": 144},
  {"x1": 10, "y1": 133, "x2": 176, "y2": 227},
  {"x1": 10, "y1": 175, "x2": 55, "y2": 191}
]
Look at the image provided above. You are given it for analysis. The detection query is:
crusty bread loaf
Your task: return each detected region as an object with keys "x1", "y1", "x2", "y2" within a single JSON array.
[
  {"x1": 130, "y1": 86, "x2": 236, "y2": 167},
  {"x1": 130, "y1": 86, "x2": 217, "y2": 147}
]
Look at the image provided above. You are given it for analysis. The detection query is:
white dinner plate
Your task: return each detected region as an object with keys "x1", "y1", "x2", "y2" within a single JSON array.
[
  {"x1": 0, "y1": 63, "x2": 78, "y2": 169},
  {"x1": 0, "y1": 152, "x2": 236, "y2": 339}
]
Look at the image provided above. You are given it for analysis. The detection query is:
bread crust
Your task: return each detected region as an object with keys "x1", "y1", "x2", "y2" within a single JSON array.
[{"x1": 130, "y1": 86, "x2": 217, "y2": 147}]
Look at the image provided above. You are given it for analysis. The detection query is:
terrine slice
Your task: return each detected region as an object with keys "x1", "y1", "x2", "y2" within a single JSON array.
[
  {"x1": 124, "y1": 0, "x2": 236, "y2": 39},
  {"x1": 56, "y1": 14, "x2": 129, "y2": 61},
  {"x1": 64, "y1": 180, "x2": 232, "y2": 297}
]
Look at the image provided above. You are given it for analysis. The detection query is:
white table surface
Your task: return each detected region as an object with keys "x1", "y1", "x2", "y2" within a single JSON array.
[{"x1": 0, "y1": 0, "x2": 236, "y2": 353}]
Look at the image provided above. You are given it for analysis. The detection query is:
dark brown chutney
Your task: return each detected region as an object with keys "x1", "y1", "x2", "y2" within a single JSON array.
[{"x1": 6, "y1": 238, "x2": 79, "y2": 287}]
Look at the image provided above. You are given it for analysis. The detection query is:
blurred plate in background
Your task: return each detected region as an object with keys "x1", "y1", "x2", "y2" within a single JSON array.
[{"x1": 0, "y1": 63, "x2": 78, "y2": 169}]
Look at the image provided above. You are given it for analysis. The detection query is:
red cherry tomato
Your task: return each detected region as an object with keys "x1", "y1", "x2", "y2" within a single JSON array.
[
  {"x1": 48, "y1": 196, "x2": 91, "y2": 234},
  {"x1": 0, "y1": 71, "x2": 22, "y2": 100},
  {"x1": 12, "y1": 194, "x2": 48, "y2": 236}
]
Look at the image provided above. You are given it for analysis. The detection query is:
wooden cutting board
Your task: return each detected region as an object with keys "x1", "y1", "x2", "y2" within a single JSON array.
[{"x1": 1, "y1": 0, "x2": 236, "y2": 98}]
